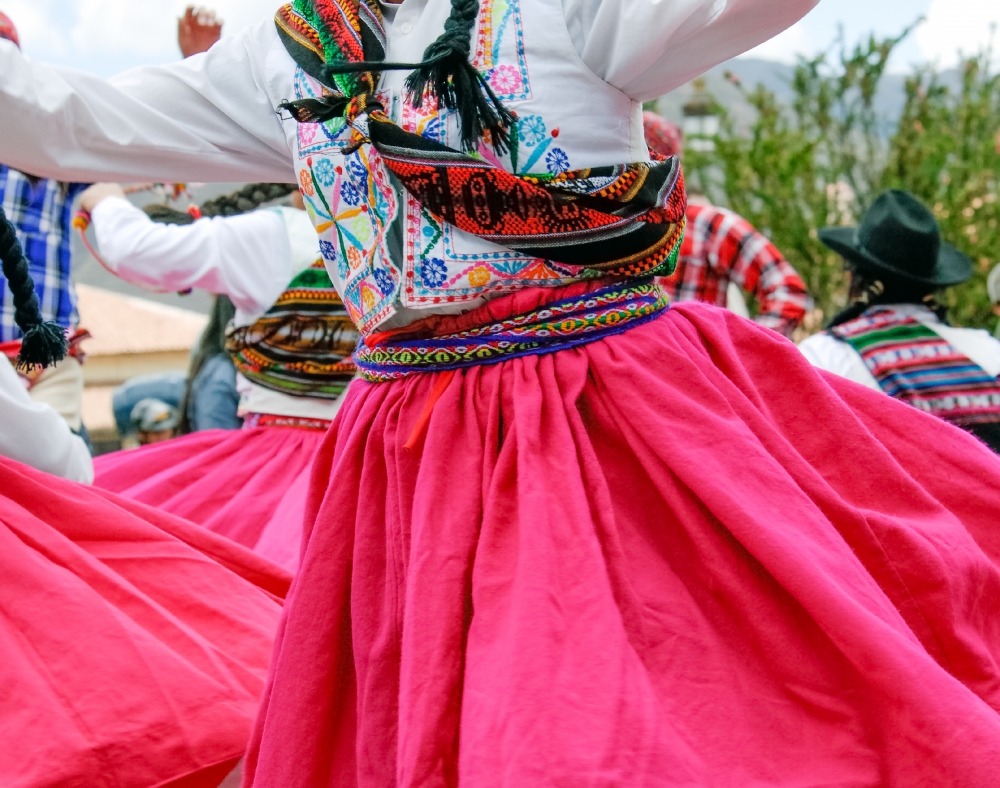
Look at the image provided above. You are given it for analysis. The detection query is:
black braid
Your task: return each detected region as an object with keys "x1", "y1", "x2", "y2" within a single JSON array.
[
  {"x1": 827, "y1": 269, "x2": 941, "y2": 329},
  {"x1": 0, "y1": 205, "x2": 67, "y2": 368},
  {"x1": 143, "y1": 183, "x2": 298, "y2": 225},
  {"x1": 312, "y1": 0, "x2": 515, "y2": 154},
  {"x1": 403, "y1": 0, "x2": 514, "y2": 153}
]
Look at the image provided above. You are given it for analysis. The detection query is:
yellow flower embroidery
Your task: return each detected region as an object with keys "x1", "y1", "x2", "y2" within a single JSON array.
[{"x1": 467, "y1": 266, "x2": 491, "y2": 288}]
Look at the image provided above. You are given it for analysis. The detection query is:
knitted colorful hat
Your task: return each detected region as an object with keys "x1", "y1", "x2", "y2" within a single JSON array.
[
  {"x1": 0, "y1": 12, "x2": 20, "y2": 49},
  {"x1": 643, "y1": 112, "x2": 683, "y2": 159}
]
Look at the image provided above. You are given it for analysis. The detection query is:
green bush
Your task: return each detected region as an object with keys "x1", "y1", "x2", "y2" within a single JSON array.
[{"x1": 680, "y1": 26, "x2": 1000, "y2": 333}]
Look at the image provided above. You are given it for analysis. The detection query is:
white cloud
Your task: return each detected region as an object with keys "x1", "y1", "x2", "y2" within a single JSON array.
[
  {"x1": 2, "y1": 0, "x2": 70, "y2": 56},
  {"x1": 69, "y1": 0, "x2": 280, "y2": 58},
  {"x1": 916, "y1": 0, "x2": 1000, "y2": 67},
  {"x1": 738, "y1": 21, "x2": 812, "y2": 64}
]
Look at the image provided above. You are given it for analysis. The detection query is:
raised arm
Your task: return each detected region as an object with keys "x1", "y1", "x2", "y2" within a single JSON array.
[
  {"x1": 86, "y1": 191, "x2": 295, "y2": 320},
  {"x1": 563, "y1": 0, "x2": 819, "y2": 100},
  {"x1": 0, "y1": 20, "x2": 295, "y2": 183}
]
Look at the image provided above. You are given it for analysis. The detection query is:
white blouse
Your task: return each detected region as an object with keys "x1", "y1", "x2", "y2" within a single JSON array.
[
  {"x1": 89, "y1": 197, "x2": 343, "y2": 420},
  {"x1": 0, "y1": 0, "x2": 817, "y2": 184},
  {"x1": 0, "y1": 356, "x2": 94, "y2": 484}
]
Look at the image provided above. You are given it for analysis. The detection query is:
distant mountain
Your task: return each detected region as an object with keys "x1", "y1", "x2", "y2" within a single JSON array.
[{"x1": 653, "y1": 57, "x2": 921, "y2": 138}]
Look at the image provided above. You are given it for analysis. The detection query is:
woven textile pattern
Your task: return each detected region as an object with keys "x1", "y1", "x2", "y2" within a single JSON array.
[
  {"x1": 275, "y1": 0, "x2": 687, "y2": 279},
  {"x1": 354, "y1": 280, "x2": 669, "y2": 381},
  {"x1": 242, "y1": 412, "x2": 334, "y2": 431},
  {"x1": 831, "y1": 307, "x2": 1000, "y2": 427},
  {"x1": 227, "y1": 260, "x2": 359, "y2": 399}
]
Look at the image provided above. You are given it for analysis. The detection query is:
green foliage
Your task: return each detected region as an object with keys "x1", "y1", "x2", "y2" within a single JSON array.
[{"x1": 682, "y1": 25, "x2": 1000, "y2": 332}]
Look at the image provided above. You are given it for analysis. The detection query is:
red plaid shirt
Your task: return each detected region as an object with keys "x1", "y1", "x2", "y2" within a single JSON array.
[{"x1": 659, "y1": 203, "x2": 809, "y2": 337}]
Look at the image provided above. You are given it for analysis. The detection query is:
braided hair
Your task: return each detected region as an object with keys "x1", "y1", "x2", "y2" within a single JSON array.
[
  {"x1": 827, "y1": 268, "x2": 945, "y2": 329},
  {"x1": 143, "y1": 182, "x2": 298, "y2": 225},
  {"x1": 0, "y1": 205, "x2": 68, "y2": 368}
]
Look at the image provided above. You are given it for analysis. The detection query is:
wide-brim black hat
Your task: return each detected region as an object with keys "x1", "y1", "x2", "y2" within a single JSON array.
[{"x1": 818, "y1": 190, "x2": 973, "y2": 288}]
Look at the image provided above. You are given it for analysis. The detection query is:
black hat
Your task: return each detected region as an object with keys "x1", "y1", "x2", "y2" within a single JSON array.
[{"x1": 818, "y1": 190, "x2": 972, "y2": 288}]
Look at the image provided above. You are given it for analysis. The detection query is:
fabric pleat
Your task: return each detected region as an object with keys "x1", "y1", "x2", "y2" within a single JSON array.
[
  {"x1": 245, "y1": 302, "x2": 1000, "y2": 787},
  {"x1": 94, "y1": 427, "x2": 326, "y2": 571},
  {"x1": 0, "y1": 457, "x2": 290, "y2": 788}
]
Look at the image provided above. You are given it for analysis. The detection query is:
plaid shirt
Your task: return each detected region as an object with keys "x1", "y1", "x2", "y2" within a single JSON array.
[
  {"x1": 659, "y1": 203, "x2": 809, "y2": 337},
  {"x1": 0, "y1": 167, "x2": 87, "y2": 342}
]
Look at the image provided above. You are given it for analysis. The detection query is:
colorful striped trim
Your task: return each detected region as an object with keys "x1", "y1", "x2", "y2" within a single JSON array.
[
  {"x1": 354, "y1": 280, "x2": 669, "y2": 381},
  {"x1": 831, "y1": 307, "x2": 1000, "y2": 427}
]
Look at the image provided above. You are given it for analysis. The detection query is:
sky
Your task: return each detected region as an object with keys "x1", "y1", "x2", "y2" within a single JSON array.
[{"x1": 2, "y1": 0, "x2": 999, "y2": 78}]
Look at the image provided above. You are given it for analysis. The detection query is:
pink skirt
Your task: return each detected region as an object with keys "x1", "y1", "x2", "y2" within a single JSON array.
[
  {"x1": 0, "y1": 456, "x2": 290, "y2": 788},
  {"x1": 244, "y1": 300, "x2": 1000, "y2": 787},
  {"x1": 94, "y1": 426, "x2": 326, "y2": 572}
]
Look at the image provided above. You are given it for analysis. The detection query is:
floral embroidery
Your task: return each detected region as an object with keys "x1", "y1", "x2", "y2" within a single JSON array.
[
  {"x1": 373, "y1": 267, "x2": 395, "y2": 296},
  {"x1": 420, "y1": 257, "x2": 448, "y2": 288},
  {"x1": 545, "y1": 148, "x2": 570, "y2": 175},
  {"x1": 298, "y1": 168, "x2": 315, "y2": 196},
  {"x1": 517, "y1": 115, "x2": 546, "y2": 146},
  {"x1": 489, "y1": 64, "x2": 522, "y2": 95},
  {"x1": 319, "y1": 239, "x2": 337, "y2": 261},
  {"x1": 468, "y1": 266, "x2": 491, "y2": 287},
  {"x1": 314, "y1": 158, "x2": 337, "y2": 187},
  {"x1": 340, "y1": 182, "x2": 362, "y2": 206},
  {"x1": 346, "y1": 246, "x2": 363, "y2": 270}
]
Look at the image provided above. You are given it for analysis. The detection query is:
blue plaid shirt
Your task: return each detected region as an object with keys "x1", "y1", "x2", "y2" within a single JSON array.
[{"x1": 0, "y1": 166, "x2": 87, "y2": 341}]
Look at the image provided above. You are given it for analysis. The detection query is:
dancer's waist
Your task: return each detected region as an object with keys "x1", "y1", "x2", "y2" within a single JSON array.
[{"x1": 354, "y1": 279, "x2": 669, "y2": 382}]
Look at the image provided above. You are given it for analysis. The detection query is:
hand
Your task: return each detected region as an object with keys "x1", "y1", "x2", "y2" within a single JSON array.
[
  {"x1": 79, "y1": 183, "x2": 127, "y2": 214},
  {"x1": 178, "y1": 6, "x2": 222, "y2": 58}
]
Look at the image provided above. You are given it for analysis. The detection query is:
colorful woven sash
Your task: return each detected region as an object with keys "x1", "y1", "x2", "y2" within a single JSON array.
[
  {"x1": 274, "y1": 0, "x2": 687, "y2": 278},
  {"x1": 226, "y1": 260, "x2": 359, "y2": 399},
  {"x1": 354, "y1": 279, "x2": 669, "y2": 381},
  {"x1": 831, "y1": 307, "x2": 1000, "y2": 427}
]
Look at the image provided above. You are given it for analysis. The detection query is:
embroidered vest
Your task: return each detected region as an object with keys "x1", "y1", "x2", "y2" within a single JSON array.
[
  {"x1": 830, "y1": 307, "x2": 1000, "y2": 428},
  {"x1": 226, "y1": 260, "x2": 359, "y2": 400},
  {"x1": 285, "y1": 0, "x2": 649, "y2": 335}
]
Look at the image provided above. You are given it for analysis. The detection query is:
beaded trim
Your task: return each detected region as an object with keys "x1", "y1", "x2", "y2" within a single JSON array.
[
  {"x1": 243, "y1": 412, "x2": 333, "y2": 432},
  {"x1": 354, "y1": 281, "x2": 669, "y2": 381}
]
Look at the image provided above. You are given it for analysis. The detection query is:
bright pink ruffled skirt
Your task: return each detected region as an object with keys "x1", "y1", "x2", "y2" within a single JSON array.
[
  {"x1": 0, "y1": 456, "x2": 290, "y2": 787},
  {"x1": 94, "y1": 426, "x2": 326, "y2": 571},
  {"x1": 244, "y1": 298, "x2": 1000, "y2": 787}
]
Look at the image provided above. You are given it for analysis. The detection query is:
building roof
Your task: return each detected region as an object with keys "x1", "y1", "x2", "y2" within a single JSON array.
[{"x1": 76, "y1": 284, "x2": 207, "y2": 357}]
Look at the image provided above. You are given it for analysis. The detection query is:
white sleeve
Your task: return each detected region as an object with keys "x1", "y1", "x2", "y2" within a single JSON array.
[
  {"x1": 561, "y1": 0, "x2": 819, "y2": 100},
  {"x1": 0, "y1": 357, "x2": 93, "y2": 484},
  {"x1": 0, "y1": 21, "x2": 296, "y2": 183},
  {"x1": 91, "y1": 197, "x2": 293, "y2": 322},
  {"x1": 798, "y1": 332, "x2": 881, "y2": 392},
  {"x1": 922, "y1": 323, "x2": 1000, "y2": 379}
]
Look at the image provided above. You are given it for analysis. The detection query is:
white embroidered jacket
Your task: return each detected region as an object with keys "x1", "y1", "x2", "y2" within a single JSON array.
[{"x1": 0, "y1": 0, "x2": 817, "y2": 335}]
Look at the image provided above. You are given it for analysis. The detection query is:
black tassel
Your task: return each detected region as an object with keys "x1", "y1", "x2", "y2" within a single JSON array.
[
  {"x1": 403, "y1": 0, "x2": 514, "y2": 154},
  {"x1": 0, "y1": 205, "x2": 67, "y2": 370},
  {"x1": 18, "y1": 321, "x2": 68, "y2": 369}
]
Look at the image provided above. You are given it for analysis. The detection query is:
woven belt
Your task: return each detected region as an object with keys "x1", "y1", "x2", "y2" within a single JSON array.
[
  {"x1": 243, "y1": 412, "x2": 333, "y2": 431},
  {"x1": 354, "y1": 280, "x2": 669, "y2": 382}
]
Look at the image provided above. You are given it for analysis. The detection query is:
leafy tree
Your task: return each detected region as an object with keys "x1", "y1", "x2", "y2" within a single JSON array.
[{"x1": 681, "y1": 26, "x2": 1000, "y2": 332}]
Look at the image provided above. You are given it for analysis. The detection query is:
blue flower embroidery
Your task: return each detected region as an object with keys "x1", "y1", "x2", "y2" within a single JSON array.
[
  {"x1": 373, "y1": 267, "x2": 395, "y2": 296},
  {"x1": 517, "y1": 115, "x2": 546, "y2": 146},
  {"x1": 340, "y1": 182, "x2": 362, "y2": 207},
  {"x1": 545, "y1": 148, "x2": 570, "y2": 175},
  {"x1": 314, "y1": 158, "x2": 337, "y2": 187},
  {"x1": 420, "y1": 257, "x2": 448, "y2": 289},
  {"x1": 318, "y1": 239, "x2": 337, "y2": 261}
]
